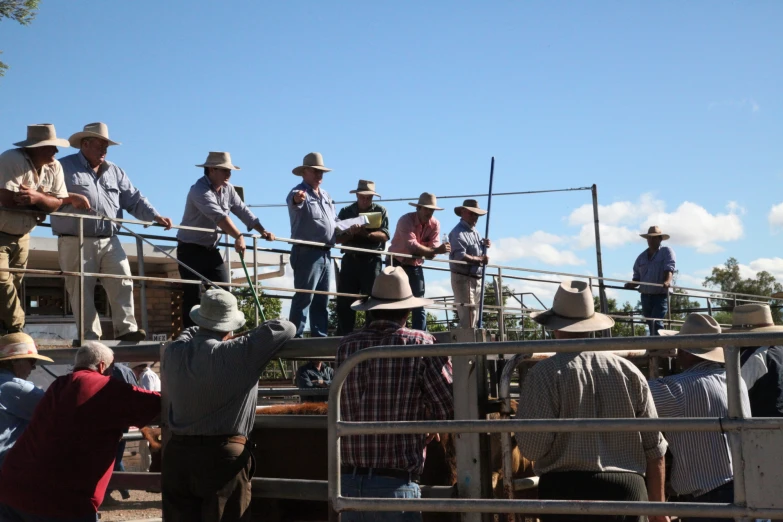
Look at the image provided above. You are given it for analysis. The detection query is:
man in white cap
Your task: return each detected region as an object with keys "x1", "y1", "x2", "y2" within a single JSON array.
[
  {"x1": 448, "y1": 199, "x2": 491, "y2": 329},
  {"x1": 624, "y1": 226, "x2": 676, "y2": 336},
  {"x1": 176, "y1": 151, "x2": 275, "y2": 328},
  {"x1": 0, "y1": 332, "x2": 53, "y2": 466},
  {"x1": 287, "y1": 152, "x2": 338, "y2": 338},
  {"x1": 335, "y1": 179, "x2": 390, "y2": 334},
  {"x1": 338, "y1": 266, "x2": 453, "y2": 521},
  {"x1": 0, "y1": 124, "x2": 71, "y2": 334},
  {"x1": 387, "y1": 193, "x2": 451, "y2": 331},
  {"x1": 162, "y1": 289, "x2": 295, "y2": 520},
  {"x1": 51, "y1": 122, "x2": 174, "y2": 342},
  {"x1": 515, "y1": 280, "x2": 669, "y2": 522},
  {"x1": 650, "y1": 314, "x2": 750, "y2": 520}
]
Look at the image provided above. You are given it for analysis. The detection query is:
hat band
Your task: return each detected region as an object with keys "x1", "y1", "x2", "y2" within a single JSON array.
[
  {"x1": 366, "y1": 293, "x2": 414, "y2": 303},
  {"x1": 0, "y1": 341, "x2": 36, "y2": 356},
  {"x1": 732, "y1": 323, "x2": 774, "y2": 329},
  {"x1": 548, "y1": 309, "x2": 597, "y2": 321}
]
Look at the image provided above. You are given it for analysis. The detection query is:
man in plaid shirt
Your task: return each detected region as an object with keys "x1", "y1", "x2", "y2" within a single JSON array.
[{"x1": 337, "y1": 266, "x2": 453, "y2": 522}]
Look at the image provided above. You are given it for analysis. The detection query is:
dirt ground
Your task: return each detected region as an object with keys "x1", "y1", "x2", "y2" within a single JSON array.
[{"x1": 98, "y1": 490, "x2": 161, "y2": 521}]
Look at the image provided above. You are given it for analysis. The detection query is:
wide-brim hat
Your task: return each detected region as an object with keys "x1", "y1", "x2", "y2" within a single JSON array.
[
  {"x1": 454, "y1": 199, "x2": 488, "y2": 217},
  {"x1": 0, "y1": 333, "x2": 54, "y2": 363},
  {"x1": 68, "y1": 122, "x2": 121, "y2": 148},
  {"x1": 408, "y1": 192, "x2": 443, "y2": 211},
  {"x1": 530, "y1": 280, "x2": 615, "y2": 333},
  {"x1": 196, "y1": 151, "x2": 240, "y2": 170},
  {"x1": 13, "y1": 124, "x2": 70, "y2": 149},
  {"x1": 189, "y1": 288, "x2": 247, "y2": 333},
  {"x1": 352, "y1": 266, "x2": 433, "y2": 312},
  {"x1": 640, "y1": 225, "x2": 670, "y2": 241},
  {"x1": 659, "y1": 313, "x2": 724, "y2": 363},
  {"x1": 724, "y1": 304, "x2": 783, "y2": 333},
  {"x1": 349, "y1": 179, "x2": 381, "y2": 197},
  {"x1": 292, "y1": 152, "x2": 332, "y2": 176}
]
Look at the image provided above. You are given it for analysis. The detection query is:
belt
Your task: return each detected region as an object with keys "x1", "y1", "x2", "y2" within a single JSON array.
[
  {"x1": 171, "y1": 434, "x2": 248, "y2": 446},
  {"x1": 0, "y1": 230, "x2": 24, "y2": 239},
  {"x1": 341, "y1": 466, "x2": 419, "y2": 483},
  {"x1": 61, "y1": 234, "x2": 112, "y2": 239}
]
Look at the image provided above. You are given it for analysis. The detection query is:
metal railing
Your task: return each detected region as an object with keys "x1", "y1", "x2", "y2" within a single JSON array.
[{"x1": 327, "y1": 331, "x2": 783, "y2": 519}]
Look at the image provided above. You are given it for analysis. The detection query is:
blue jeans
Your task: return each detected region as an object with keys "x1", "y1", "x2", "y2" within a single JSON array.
[
  {"x1": 401, "y1": 265, "x2": 426, "y2": 331},
  {"x1": 0, "y1": 503, "x2": 97, "y2": 522},
  {"x1": 289, "y1": 245, "x2": 332, "y2": 338},
  {"x1": 640, "y1": 293, "x2": 668, "y2": 336},
  {"x1": 340, "y1": 473, "x2": 422, "y2": 522}
]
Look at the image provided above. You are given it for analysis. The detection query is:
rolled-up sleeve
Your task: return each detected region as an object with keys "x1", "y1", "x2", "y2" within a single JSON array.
[
  {"x1": 663, "y1": 247, "x2": 676, "y2": 273},
  {"x1": 515, "y1": 366, "x2": 558, "y2": 462},
  {"x1": 379, "y1": 208, "x2": 390, "y2": 240},
  {"x1": 117, "y1": 167, "x2": 160, "y2": 221},
  {"x1": 632, "y1": 255, "x2": 641, "y2": 282},
  {"x1": 48, "y1": 162, "x2": 68, "y2": 198},
  {"x1": 229, "y1": 188, "x2": 260, "y2": 231},
  {"x1": 636, "y1": 380, "x2": 668, "y2": 459}
]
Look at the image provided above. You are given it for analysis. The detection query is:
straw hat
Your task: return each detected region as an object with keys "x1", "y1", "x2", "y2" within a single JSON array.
[
  {"x1": 659, "y1": 313, "x2": 724, "y2": 363},
  {"x1": 349, "y1": 180, "x2": 381, "y2": 198},
  {"x1": 0, "y1": 333, "x2": 54, "y2": 363},
  {"x1": 408, "y1": 192, "x2": 443, "y2": 211},
  {"x1": 292, "y1": 152, "x2": 332, "y2": 176},
  {"x1": 724, "y1": 304, "x2": 783, "y2": 333},
  {"x1": 68, "y1": 122, "x2": 121, "y2": 148},
  {"x1": 454, "y1": 199, "x2": 488, "y2": 217},
  {"x1": 189, "y1": 289, "x2": 247, "y2": 333},
  {"x1": 640, "y1": 225, "x2": 670, "y2": 241},
  {"x1": 196, "y1": 151, "x2": 240, "y2": 170},
  {"x1": 352, "y1": 266, "x2": 433, "y2": 312},
  {"x1": 530, "y1": 280, "x2": 615, "y2": 333},
  {"x1": 13, "y1": 124, "x2": 70, "y2": 148}
]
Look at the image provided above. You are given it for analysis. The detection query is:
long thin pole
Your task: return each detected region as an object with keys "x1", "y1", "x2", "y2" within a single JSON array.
[
  {"x1": 477, "y1": 157, "x2": 495, "y2": 329},
  {"x1": 591, "y1": 184, "x2": 608, "y2": 315}
]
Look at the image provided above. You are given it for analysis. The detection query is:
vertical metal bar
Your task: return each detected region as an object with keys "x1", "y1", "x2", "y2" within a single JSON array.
[
  {"x1": 477, "y1": 157, "x2": 495, "y2": 329},
  {"x1": 707, "y1": 297, "x2": 713, "y2": 316},
  {"x1": 136, "y1": 236, "x2": 149, "y2": 335},
  {"x1": 78, "y1": 217, "x2": 85, "y2": 346},
  {"x1": 667, "y1": 293, "x2": 672, "y2": 330},
  {"x1": 253, "y1": 236, "x2": 259, "y2": 327},
  {"x1": 724, "y1": 345, "x2": 748, "y2": 519},
  {"x1": 495, "y1": 269, "x2": 505, "y2": 342},
  {"x1": 591, "y1": 184, "x2": 608, "y2": 315}
]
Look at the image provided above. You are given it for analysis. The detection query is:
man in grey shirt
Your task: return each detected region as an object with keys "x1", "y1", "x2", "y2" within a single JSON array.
[{"x1": 162, "y1": 288, "x2": 295, "y2": 520}]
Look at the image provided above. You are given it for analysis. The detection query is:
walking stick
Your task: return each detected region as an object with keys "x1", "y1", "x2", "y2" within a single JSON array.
[{"x1": 477, "y1": 157, "x2": 495, "y2": 329}]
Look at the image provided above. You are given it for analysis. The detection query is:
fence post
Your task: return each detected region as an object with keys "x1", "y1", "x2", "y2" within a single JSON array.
[
  {"x1": 495, "y1": 268, "x2": 505, "y2": 342},
  {"x1": 136, "y1": 236, "x2": 149, "y2": 335},
  {"x1": 724, "y1": 345, "x2": 749, "y2": 521},
  {"x1": 591, "y1": 184, "x2": 609, "y2": 314},
  {"x1": 78, "y1": 217, "x2": 85, "y2": 346}
]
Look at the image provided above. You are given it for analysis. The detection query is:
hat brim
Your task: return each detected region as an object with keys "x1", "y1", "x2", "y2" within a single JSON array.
[
  {"x1": 724, "y1": 325, "x2": 783, "y2": 333},
  {"x1": 351, "y1": 296, "x2": 433, "y2": 312},
  {"x1": 292, "y1": 165, "x2": 332, "y2": 176},
  {"x1": 530, "y1": 310, "x2": 615, "y2": 332},
  {"x1": 409, "y1": 202, "x2": 443, "y2": 211},
  {"x1": 680, "y1": 347, "x2": 725, "y2": 363},
  {"x1": 13, "y1": 138, "x2": 71, "y2": 148},
  {"x1": 189, "y1": 305, "x2": 247, "y2": 332},
  {"x1": 68, "y1": 132, "x2": 120, "y2": 149},
  {"x1": 640, "y1": 233, "x2": 670, "y2": 240},
  {"x1": 350, "y1": 189, "x2": 381, "y2": 197},
  {"x1": 0, "y1": 352, "x2": 55, "y2": 364},
  {"x1": 195, "y1": 163, "x2": 241, "y2": 170},
  {"x1": 454, "y1": 206, "x2": 488, "y2": 217}
]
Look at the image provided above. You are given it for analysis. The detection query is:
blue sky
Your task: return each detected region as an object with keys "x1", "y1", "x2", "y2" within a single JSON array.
[{"x1": 1, "y1": 1, "x2": 782, "y2": 313}]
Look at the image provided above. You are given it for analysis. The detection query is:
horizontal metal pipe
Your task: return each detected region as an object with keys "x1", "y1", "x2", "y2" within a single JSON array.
[
  {"x1": 258, "y1": 388, "x2": 330, "y2": 397},
  {"x1": 255, "y1": 415, "x2": 328, "y2": 430}
]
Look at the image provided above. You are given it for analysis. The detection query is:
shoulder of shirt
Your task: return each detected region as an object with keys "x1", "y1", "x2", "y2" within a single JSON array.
[{"x1": 0, "y1": 148, "x2": 24, "y2": 161}]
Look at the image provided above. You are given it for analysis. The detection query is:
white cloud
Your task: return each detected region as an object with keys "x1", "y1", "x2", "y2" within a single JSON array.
[
  {"x1": 768, "y1": 203, "x2": 783, "y2": 231},
  {"x1": 492, "y1": 231, "x2": 585, "y2": 266},
  {"x1": 643, "y1": 201, "x2": 743, "y2": 254},
  {"x1": 746, "y1": 258, "x2": 783, "y2": 281},
  {"x1": 568, "y1": 193, "x2": 665, "y2": 226},
  {"x1": 707, "y1": 98, "x2": 761, "y2": 113},
  {"x1": 575, "y1": 223, "x2": 640, "y2": 249}
]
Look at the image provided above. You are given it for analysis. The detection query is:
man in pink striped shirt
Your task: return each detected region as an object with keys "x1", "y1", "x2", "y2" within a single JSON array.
[{"x1": 387, "y1": 193, "x2": 450, "y2": 331}]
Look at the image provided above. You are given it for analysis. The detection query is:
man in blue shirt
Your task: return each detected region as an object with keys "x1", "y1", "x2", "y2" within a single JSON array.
[
  {"x1": 51, "y1": 123, "x2": 173, "y2": 342},
  {"x1": 624, "y1": 226, "x2": 676, "y2": 336},
  {"x1": 448, "y1": 199, "x2": 491, "y2": 329},
  {"x1": 0, "y1": 332, "x2": 53, "y2": 467},
  {"x1": 286, "y1": 152, "x2": 338, "y2": 338}
]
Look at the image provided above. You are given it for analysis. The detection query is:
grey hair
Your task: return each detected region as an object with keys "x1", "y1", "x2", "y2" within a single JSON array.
[{"x1": 74, "y1": 341, "x2": 114, "y2": 371}]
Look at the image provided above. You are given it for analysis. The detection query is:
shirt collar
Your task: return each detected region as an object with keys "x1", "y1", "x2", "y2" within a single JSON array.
[
  {"x1": 77, "y1": 151, "x2": 107, "y2": 175},
  {"x1": 684, "y1": 360, "x2": 723, "y2": 373},
  {"x1": 368, "y1": 319, "x2": 406, "y2": 331},
  {"x1": 459, "y1": 218, "x2": 475, "y2": 230}
]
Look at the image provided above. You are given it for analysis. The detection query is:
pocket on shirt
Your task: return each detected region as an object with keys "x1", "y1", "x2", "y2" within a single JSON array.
[{"x1": 307, "y1": 199, "x2": 325, "y2": 220}]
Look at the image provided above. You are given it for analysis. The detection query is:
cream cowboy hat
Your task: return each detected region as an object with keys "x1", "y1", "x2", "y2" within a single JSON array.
[
  {"x1": 189, "y1": 289, "x2": 247, "y2": 333},
  {"x1": 349, "y1": 179, "x2": 381, "y2": 198},
  {"x1": 13, "y1": 124, "x2": 70, "y2": 148},
  {"x1": 454, "y1": 199, "x2": 488, "y2": 217},
  {"x1": 292, "y1": 152, "x2": 332, "y2": 176},
  {"x1": 659, "y1": 313, "x2": 724, "y2": 363},
  {"x1": 0, "y1": 333, "x2": 54, "y2": 363},
  {"x1": 196, "y1": 151, "x2": 241, "y2": 170},
  {"x1": 408, "y1": 192, "x2": 443, "y2": 211},
  {"x1": 724, "y1": 304, "x2": 783, "y2": 333},
  {"x1": 531, "y1": 280, "x2": 615, "y2": 333},
  {"x1": 68, "y1": 122, "x2": 121, "y2": 148},
  {"x1": 352, "y1": 266, "x2": 433, "y2": 312},
  {"x1": 640, "y1": 225, "x2": 670, "y2": 241}
]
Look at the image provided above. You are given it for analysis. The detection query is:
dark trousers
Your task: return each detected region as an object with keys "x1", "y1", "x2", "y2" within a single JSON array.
[
  {"x1": 538, "y1": 471, "x2": 647, "y2": 522},
  {"x1": 107, "y1": 439, "x2": 130, "y2": 499},
  {"x1": 162, "y1": 437, "x2": 255, "y2": 522},
  {"x1": 289, "y1": 245, "x2": 332, "y2": 338},
  {"x1": 177, "y1": 242, "x2": 230, "y2": 328},
  {"x1": 673, "y1": 481, "x2": 734, "y2": 522},
  {"x1": 336, "y1": 254, "x2": 382, "y2": 335},
  {"x1": 640, "y1": 293, "x2": 668, "y2": 336},
  {"x1": 400, "y1": 265, "x2": 426, "y2": 331}
]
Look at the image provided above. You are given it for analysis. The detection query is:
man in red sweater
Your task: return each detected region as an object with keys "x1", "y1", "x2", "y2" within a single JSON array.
[{"x1": 0, "y1": 341, "x2": 160, "y2": 521}]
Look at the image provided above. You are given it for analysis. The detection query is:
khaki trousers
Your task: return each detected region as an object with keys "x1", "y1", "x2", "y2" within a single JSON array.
[
  {"x1": 451, "y1": 272, "x2": 480, "y2": 329},
  {"x1": 0, "y1": 232, "x2": 29, "y2": 332},
  {"x1": 58, "y1": 235, "x2": 138, "y2": 340}
]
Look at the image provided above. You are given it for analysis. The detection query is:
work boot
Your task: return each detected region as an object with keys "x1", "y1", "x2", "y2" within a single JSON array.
[{"x1": 116, "y1": 329, "x2": 147, "y2": 342}]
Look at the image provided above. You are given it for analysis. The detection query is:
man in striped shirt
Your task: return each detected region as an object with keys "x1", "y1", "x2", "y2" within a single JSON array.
[
  {"x1": 650, "y1": 314, "x2": 750, "y2": 521},
  {"x1": 337, "y1": 266, "x2": 454, "y2": 522}
]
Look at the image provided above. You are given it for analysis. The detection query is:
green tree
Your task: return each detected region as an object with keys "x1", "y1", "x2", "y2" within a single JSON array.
[
  {"x1": 0, "y1": 1, "x2": 40, "y2": 77},
  {"x1": 594, "y1": 296, "x2": 646, "y2": 337},
  {"x1": 232, "y1": 286, "x2": 283, "y2": 326},
  {"x1": 327, "y1": 300, "x2": 366, "y2": 334},
  {"x1": 704, "y1": 257, "x2": 783, "y2": 323}
]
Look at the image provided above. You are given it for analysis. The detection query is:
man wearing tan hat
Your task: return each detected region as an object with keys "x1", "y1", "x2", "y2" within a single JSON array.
[
  {"x1": 650, "y1": 314, "x2": 750, "y2": 518},
  {"x1": 52, "y1": 122, "x2": 173, "y2": 342},
  {"x1": 516, "y1": 280, "x2": 669, "y2": 522},
  {"x1": 337, "y1": 266, "x2": 453, "y2": 521},
  {"x1": 387, "y1": 193, "x2": 451, "y2": 331},
  {"x1": 448, "y1": 199, "x2": 491, "y2": 329},
  {"x1": 0, "y1": 332, "x2": 53, "y2": 466},
  {"x1": 335, "y1": 180, "x2": 390, "y2": 334},
  {"x1": 624, "y1": 225, "x2": 676, "y2": 336},
  {"x1": 287, "y1": 152, "x2": 338, "y2": 338},
  {"x1": 176, "y1": 151, "x2": 276, "y2": 328},
  {"x1": 0, "y1": 124, "x2": 71, "y2": 334}
]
